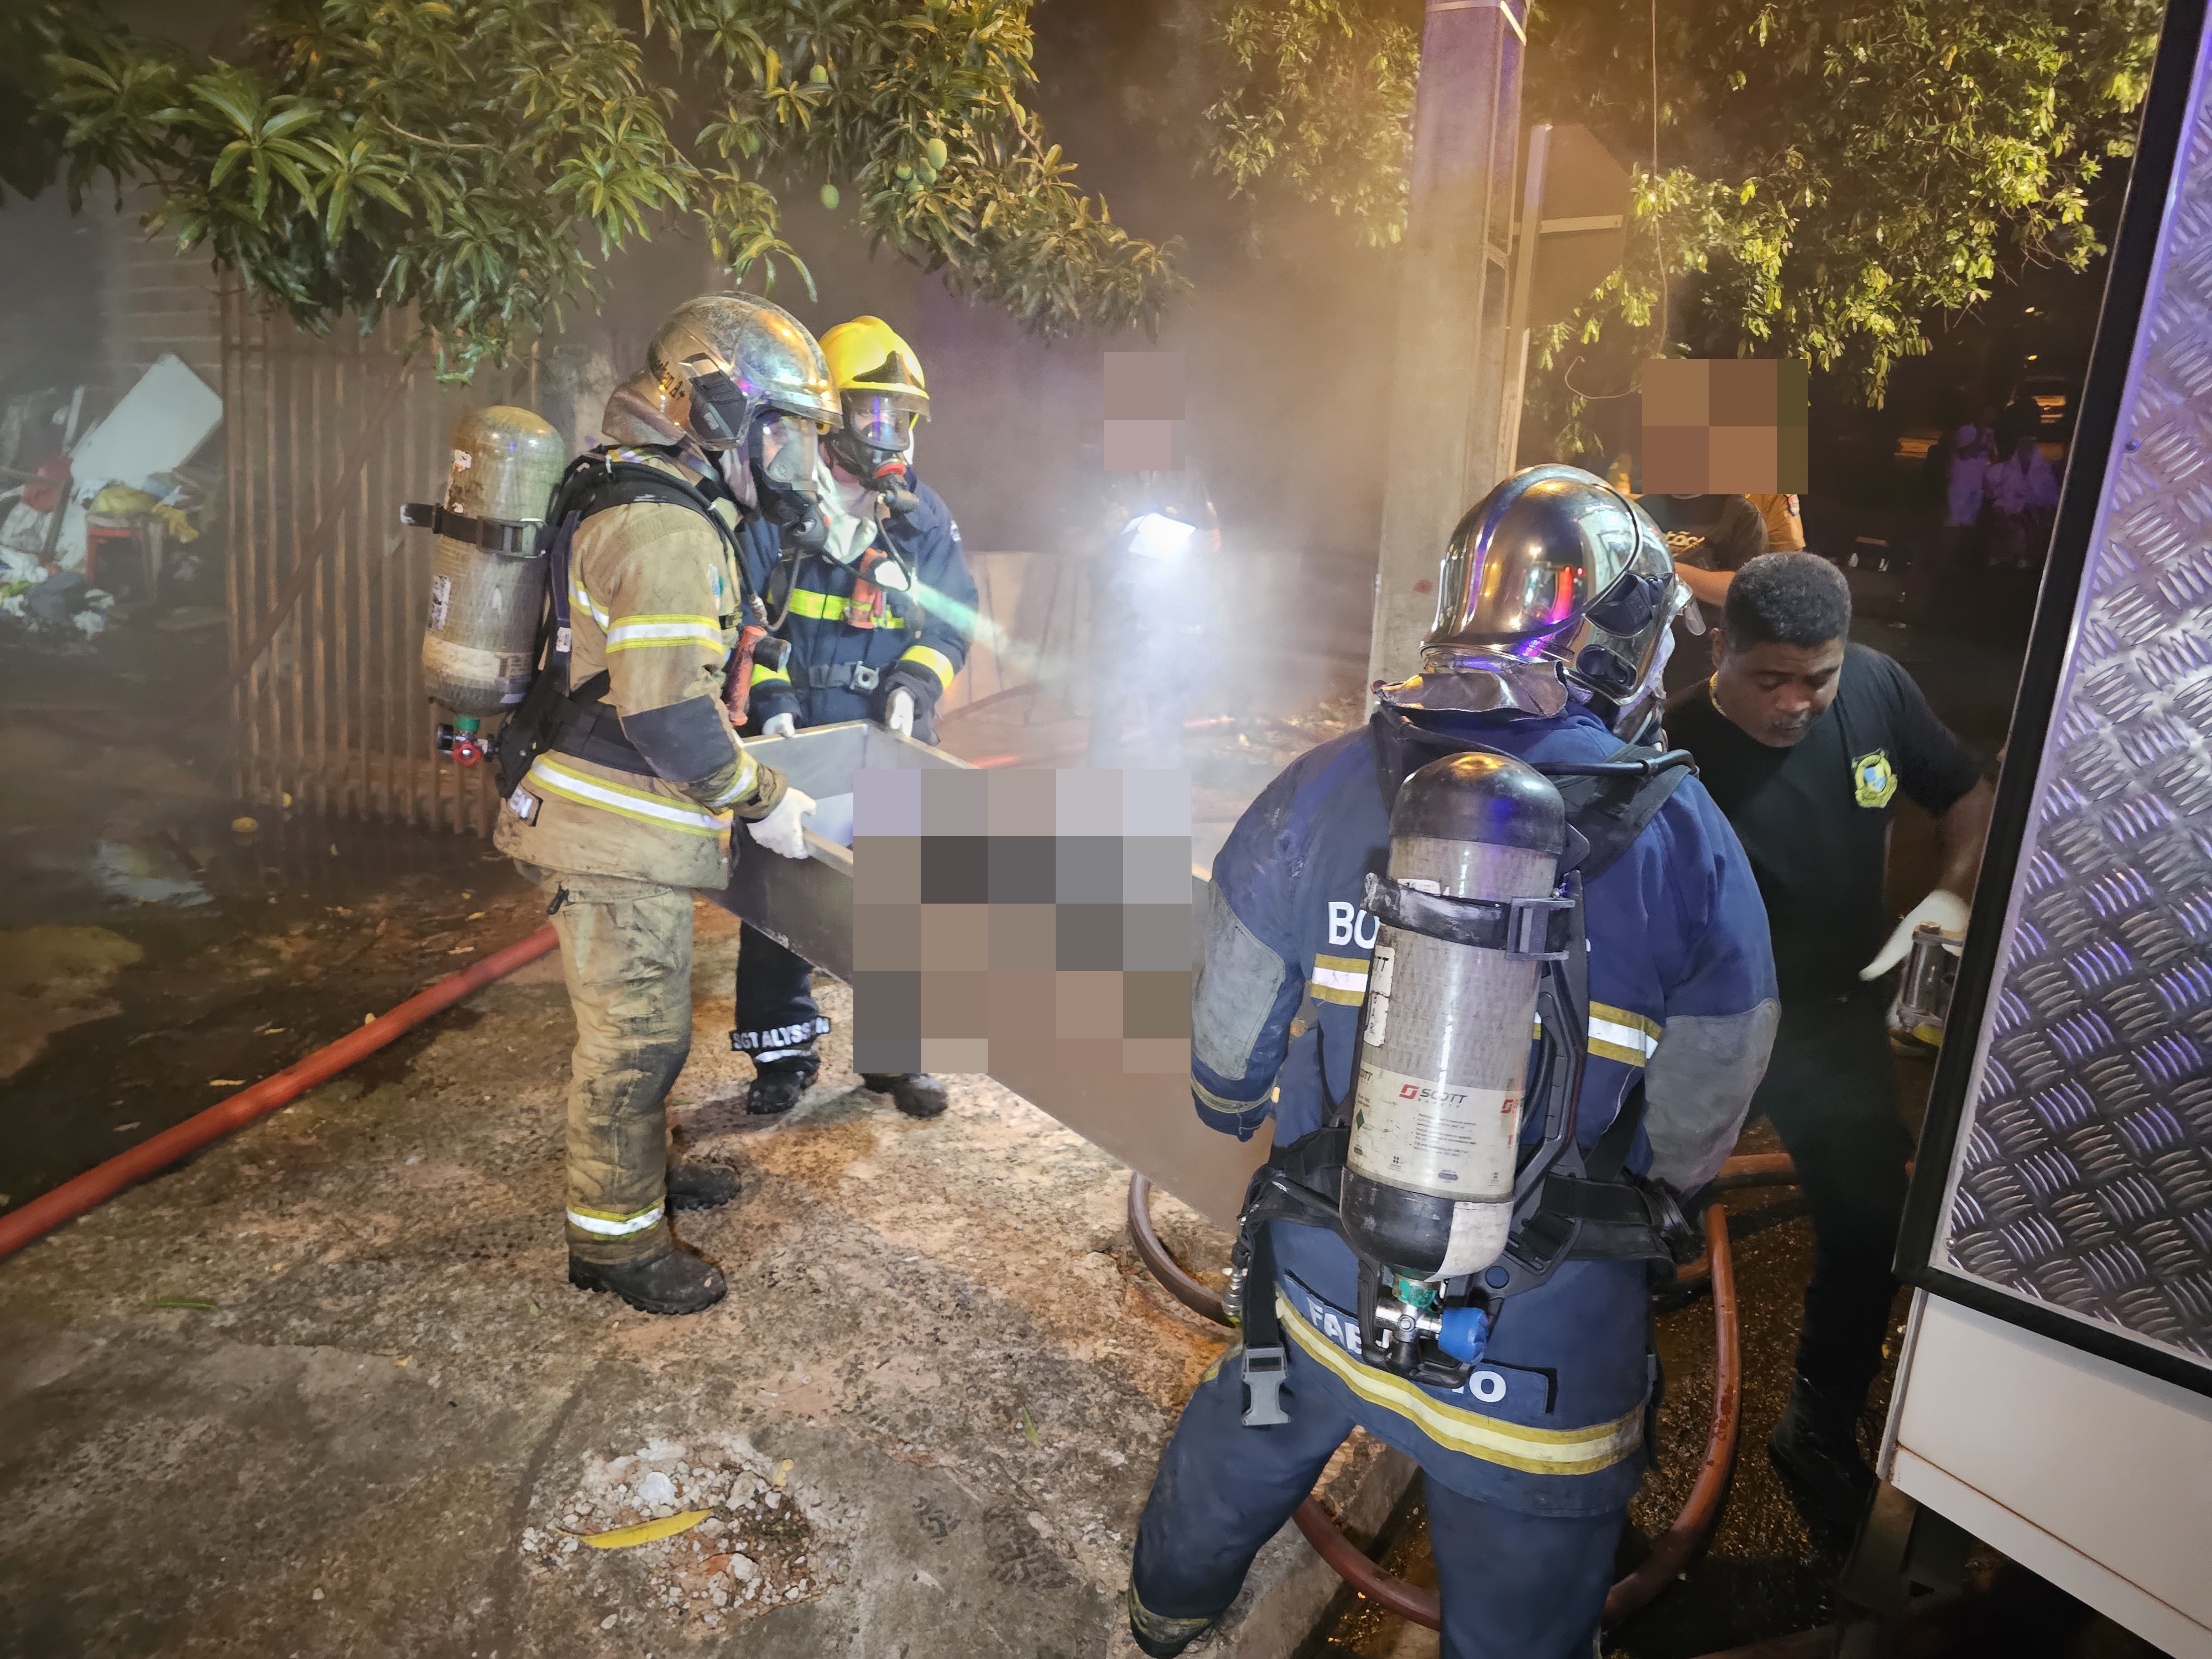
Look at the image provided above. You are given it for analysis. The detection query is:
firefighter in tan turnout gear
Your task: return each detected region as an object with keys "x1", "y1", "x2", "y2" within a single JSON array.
[{"x1": 493, "y1": 294, "x2": 833, "y2": 1316}]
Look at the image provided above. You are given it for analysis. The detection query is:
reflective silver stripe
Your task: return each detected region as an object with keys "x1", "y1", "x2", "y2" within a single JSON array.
[{"x1": 566, "y1": 1205, "x2": 663, "y2": 1237}]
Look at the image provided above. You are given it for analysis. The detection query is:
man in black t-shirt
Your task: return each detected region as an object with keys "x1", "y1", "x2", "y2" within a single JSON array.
[{"x1": 1667, "y1": 554, "x2": 1994, "y2": 1539}]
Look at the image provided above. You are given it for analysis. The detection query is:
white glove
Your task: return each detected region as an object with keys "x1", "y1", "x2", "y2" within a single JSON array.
[
  {"x1": 744, "y1": 786, "x2": 816, "y2": 860},
  {"x1": 1861, "y1": 889, "x2": 1970, "y2": 979},
  {"x1": 761, "y1": 712, "x2": 797, "y2": 738},
  {"x1": 886, "y1": 686, "x2": 914, "y2": 737}
]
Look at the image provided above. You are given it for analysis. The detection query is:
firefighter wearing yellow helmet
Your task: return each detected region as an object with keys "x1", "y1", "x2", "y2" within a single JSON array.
[
  {"x1": 492, "y1": 293, "x2": 831, "y2": 1317},
  {"x1": 731, "y1": 315, "x2": 979, "y2": 1122}
]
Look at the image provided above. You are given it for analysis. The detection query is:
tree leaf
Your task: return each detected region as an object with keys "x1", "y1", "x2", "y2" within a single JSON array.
[{"x1": 577, "y1": 1510, "x2": 713, "y2": 1550}]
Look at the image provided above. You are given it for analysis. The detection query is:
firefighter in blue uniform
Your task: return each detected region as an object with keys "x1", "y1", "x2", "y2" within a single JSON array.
[
  {"x1": 731, "y1": 317, "x2": 979, "y2": 1120},
  {"x1": 1126, "y1": 469, "x2": 1781, "y2": 1659}
]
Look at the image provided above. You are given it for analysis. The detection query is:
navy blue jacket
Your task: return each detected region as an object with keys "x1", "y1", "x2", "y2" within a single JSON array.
[
  {"x1": 1192, "y1": 706, "x2": 1778, "y2": 1514},
  {"x1": 741, "y1": 475, "x2": 976, "y2": 732}
]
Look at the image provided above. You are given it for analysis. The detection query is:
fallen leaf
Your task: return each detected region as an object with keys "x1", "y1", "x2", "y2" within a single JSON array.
[
  {"x1": 395, "y1": 1354, "x2": 413, "y2": 1366},
  {"x1": 115, "y1": 1121, "x2": 141, "y2": 1132},
  {"x1": 149, "y1": 1296, "x2": 218, "y2": 1311},
  {"x1": 773, "y1": 1459, "x2": 792, "y2": 1489},
  {"x1": 447, "y1": 945, "x2": 477, "y2": 955},
  {"x1": 1019, "y1": 1407, "x2": 1042, "y2": 1447},
  {"x1": 577, "y1": 1510, "x2": 712, "y2": 1550},
  {"x1": 208, "y1": 1079, "x2": 246, "y2": 1087},
  {"x1": 466, "y1": 911, "x2": 486, "y2": 920}
]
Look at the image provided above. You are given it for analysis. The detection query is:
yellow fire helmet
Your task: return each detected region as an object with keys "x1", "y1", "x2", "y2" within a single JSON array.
[{"x1": 821, "y1": 315, "x2": 930, "y2": 473}]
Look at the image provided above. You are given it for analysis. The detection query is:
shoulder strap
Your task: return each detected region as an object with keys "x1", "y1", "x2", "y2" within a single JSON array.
[{"x1": 1552, "y1": 745, "x2": 1695, "y2": 884}]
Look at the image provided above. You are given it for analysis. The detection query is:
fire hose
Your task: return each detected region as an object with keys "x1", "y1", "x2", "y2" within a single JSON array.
[
  {"x1": 0, "y1": 926, "x2": 560, "y2": 1264},
  {"x1": 1126, "y1": 1155, "x2": 1794, "y2": 1629}
]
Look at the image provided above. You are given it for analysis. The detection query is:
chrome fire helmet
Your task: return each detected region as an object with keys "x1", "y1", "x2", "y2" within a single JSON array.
[{"x1": 1376, "y1": 466, "x2": 1692, "y2": 733}]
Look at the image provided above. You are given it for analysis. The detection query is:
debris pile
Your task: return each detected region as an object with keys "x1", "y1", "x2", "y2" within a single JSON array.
[{"x1": 519, "y1": 1435, "x2": 839, "y2": 1632}]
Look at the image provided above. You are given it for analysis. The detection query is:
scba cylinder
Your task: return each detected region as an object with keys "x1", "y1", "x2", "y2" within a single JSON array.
[
  {"x1": 1340, "y1": 751, "x2": 1566, "y2": 1282},
  {"x1": 420, "y1": 406, "x2": 566, "y2": 718}
]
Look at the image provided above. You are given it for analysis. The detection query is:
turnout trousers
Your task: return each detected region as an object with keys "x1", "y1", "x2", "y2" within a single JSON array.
[
  {"x1": 1751, "y1": 986, "x2": 1912, "y2": 1411},
  {"x1": 1129, "y1": 1332, "x2": 1624, "y2": 1659},
  {"x1": 528, "y1": 867, "x2": 693, "y2": 1266}
]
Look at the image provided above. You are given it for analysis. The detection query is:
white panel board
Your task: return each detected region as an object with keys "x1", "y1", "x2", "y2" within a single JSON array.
[{"x1": 1887, "y1": 1291, "x2": 2212, "y2": 1657}]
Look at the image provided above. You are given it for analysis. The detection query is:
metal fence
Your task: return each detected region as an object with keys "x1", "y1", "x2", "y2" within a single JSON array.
[{"x1": 220, "y1": 285, "x2": 537, "y2": 833}]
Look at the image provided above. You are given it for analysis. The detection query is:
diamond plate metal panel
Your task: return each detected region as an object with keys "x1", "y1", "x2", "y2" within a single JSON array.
[{"x1": 1937, "y1": 69, "x2": 2212, "y2": 1371}]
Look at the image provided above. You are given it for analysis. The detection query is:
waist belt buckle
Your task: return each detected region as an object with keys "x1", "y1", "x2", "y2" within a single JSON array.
[
  {"x1": 806, "y1": 663, "x2": 833, "y2": 690},
  {"x1": 851, "y1": 663, "x2": 880, "y2": 692},
  {"x1": 1240, "y1": 1344, "x2": 1289, "y2": 1426}
]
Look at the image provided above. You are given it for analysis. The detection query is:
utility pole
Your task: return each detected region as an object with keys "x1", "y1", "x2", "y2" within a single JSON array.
[{"x1": 1365, "y1": 0, "x2": 1529, "y2": 697}]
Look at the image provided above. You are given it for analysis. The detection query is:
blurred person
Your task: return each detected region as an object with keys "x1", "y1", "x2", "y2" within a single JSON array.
[
  {"x1": 1124, "y1": 468, "x2": 1776, "y2": 1659},
  {"x1": 1084, "y1": 466, "x2": 1221, "y2": 770},
  {"x1": 1748, "y1": 492, "x2": 1806, "y2": 551},
  {"x1": 1666, "y1": 554, "x2": 1993, "y2": 1538},
  {"x1": 731, "y1": 316, "x2": 978, "y2": 1123},
  {"x1": 1982, "y1": 432, "x2": 2060, "y2": 573},
  {"x1": 1995, "y1": 383, "x2": 2046, "y2": 453},
  {"x1": 493, "y1": 295, "x2": 822, "y2": 1316}
]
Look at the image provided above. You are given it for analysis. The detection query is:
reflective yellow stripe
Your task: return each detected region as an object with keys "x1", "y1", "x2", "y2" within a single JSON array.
[
  {"x1": 1311, "y1": 951, "x2": 1369, "y2": 1006},
  {"x1": 1588, "y1": 1000, "x2": 1662, "y2": 1068},
  {"x1": 752, "y1": 661, "x2": 791, "y2": 685},
  {"x1": 569, "y1": 578, "x2": 609, "y2": 628},
  {"x1": 525, "y1": 757, "x2": 732, "y2": 837},
  {"x1": 786, "y1": 587, "x2": 909, "y2": 627},
  {"x1": 1278, "y1": 1295, "x2": 1644, "y2": 1474},
  {"x1": 605, "y1": 615, "x2": 728, "y2": 653},
  {"x1": 566, "y1": 1202, "x2": 665, "y2": 1237},
  {"x1": 1193, "y1": 1074, "x2": 1267, "y2": 1118},
  {"x1": 897, "y1": 643, "x2": 957, "y2": 690}
]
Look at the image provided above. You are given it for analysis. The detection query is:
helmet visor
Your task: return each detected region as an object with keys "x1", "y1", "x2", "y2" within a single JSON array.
[
  {"x1": 841, "y1": 391, "x2": 923, "y2": 455},
  {"x1": 755, "y1": 411, "x2": 826, "y2": 487}
]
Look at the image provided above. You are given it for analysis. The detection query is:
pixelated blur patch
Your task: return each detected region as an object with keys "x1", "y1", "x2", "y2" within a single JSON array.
[
  {"x1": 1640, "y1": 358, "x2": 1808, "y2": 494},
  {"x1": 849, "y1": 769, "x2": 1191, "y2": 1081},
  {"x1": 1103, "y1": 352, "x2": 1186, "y2": 473}
]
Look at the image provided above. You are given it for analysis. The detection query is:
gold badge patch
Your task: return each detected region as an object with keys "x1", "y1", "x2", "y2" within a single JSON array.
[{"x1": 1852, "y1": 750, "x2": 1898, "y2": 808}]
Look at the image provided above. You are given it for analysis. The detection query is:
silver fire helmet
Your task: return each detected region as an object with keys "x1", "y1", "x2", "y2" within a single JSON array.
[
  {"x1": 642, "y1": 294, "x2": 839, "y2": 453},
  {"x1": 1376, "y1": 466, "x2": 1691, "y2": 732}
]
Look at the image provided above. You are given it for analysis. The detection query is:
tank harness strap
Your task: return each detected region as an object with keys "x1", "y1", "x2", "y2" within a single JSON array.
[
  {"x1": 1238, "y1": 1214, "x2": 1290, "y2": 1426},
  {"x1": 398, "y1": 500, "x2": 538, "y2": 556},
  {"x1": 804, "y1": 660, "x2": 883, "y2": 692},
  {"x1": 1360, "y1": 869, "x2": 1575, "y2": 959}
]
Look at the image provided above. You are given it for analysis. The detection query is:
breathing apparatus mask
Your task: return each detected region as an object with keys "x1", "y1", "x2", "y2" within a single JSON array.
[{"x1": 747, "y1": 409, "x2": 828, "y2": 533}]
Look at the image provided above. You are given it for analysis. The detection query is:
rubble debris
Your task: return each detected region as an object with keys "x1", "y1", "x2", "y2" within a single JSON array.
[{"x1": 525, "y1": 1436, "x2": 840, "y2": 1631}]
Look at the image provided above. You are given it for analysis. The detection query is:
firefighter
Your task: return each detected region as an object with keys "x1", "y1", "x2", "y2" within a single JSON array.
[
  {"x1": 731, "y1": 315, "x2": 979, "y2": 1121},
  {"x1": 1124, "y1": 468, "x2": 1779, "y2": 1659},
  {"x1": 493, "y1": 294, "x2": 830, "y2": 1317},
  {"x1": 1083, "y1": 466, "x2": 1222, "y2": 771}
]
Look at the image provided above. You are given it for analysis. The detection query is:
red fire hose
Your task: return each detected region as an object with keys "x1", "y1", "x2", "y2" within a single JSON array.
[
  {"x1": 0, "y1": 925, "x2": 559, "y2": 1264},
  {"x1": 1128, "y1": 1159, "x2": 1781, "y2": 1629}
]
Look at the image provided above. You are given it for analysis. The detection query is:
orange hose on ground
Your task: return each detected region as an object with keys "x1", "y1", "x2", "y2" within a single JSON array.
[
  {"x1": 1129, "y1": 1156, "x2": 1776, "y2": 1630},
  {"x1": 0, "y1": 925, "x2": 559, "y2": 1264}
]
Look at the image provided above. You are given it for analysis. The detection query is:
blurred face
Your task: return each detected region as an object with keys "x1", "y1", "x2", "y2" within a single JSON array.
[{"x1": 1710, "y1": 632, "x2": 1846, "y2": 747}]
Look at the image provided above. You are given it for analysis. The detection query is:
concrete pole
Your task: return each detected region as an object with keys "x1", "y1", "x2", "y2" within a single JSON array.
[{"x1": 1364, "y1": 0, "x2": 1529, "y2": 697}]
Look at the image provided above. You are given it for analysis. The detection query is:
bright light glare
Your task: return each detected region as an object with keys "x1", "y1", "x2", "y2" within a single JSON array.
[{"x1": 1128, "y1": 512, "x2": 1199, "y2": 560}]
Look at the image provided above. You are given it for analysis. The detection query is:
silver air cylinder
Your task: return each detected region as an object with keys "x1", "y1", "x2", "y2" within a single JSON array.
[
  {"x1": 420, "y1": 406, "x2": 566, "y2": 717},
  {"x1": 1340, "y1": 752, "x2": 1566, "y2": 1282}
]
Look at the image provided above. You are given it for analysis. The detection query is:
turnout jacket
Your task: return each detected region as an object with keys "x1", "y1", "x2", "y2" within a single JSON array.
[
  {"x1": 494, "y1": 450, "x2": 785, "y2": 890},
  {"x1": 742, "y1": 473, "x2": 977, "y2": 732},
  {"x1": 1193, "y1": 706, "x2": 1778, "y2": 1514}
]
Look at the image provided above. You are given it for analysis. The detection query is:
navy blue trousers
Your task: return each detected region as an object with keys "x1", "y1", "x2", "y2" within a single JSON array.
[
  {"x1": 731, "y1": 924, "x2": 825, "y2": 1067},
  {"x1": 1131, "y1": 1346, "x2": 1623, "y2": 1659}
]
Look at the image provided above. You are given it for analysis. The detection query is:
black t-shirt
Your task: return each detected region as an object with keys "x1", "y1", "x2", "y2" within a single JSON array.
[{"x1": 1666, "y1": 645, "x2": 1984, "y2": 1000}]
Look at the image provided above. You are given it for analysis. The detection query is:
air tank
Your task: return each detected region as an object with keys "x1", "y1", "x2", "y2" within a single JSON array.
[
  {"x1": 1340, "y1": 752, "x2": 1566, "y2": 1281},
  {"x1": 419, "y1": 406, "x2": 566, "y2": 717}
]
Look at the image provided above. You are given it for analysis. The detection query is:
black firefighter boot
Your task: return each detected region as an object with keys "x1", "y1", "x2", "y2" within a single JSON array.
[
  {"x1": 665, "y1": 1162, "x2": 740, "y2": 1211},
  {"x1": 745, "y1": 1057, "x2": 817, "y2": 1117},
  {"x1": 1768, "y1": 1374, "x2": 1878, "y2": 1543},
  {"x1": 862, "y1": 1073, "x2": 948, "y2": 1119},
  {"x1": 568, "y1": 1246, "x2": 727, "y2": 1317}
]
